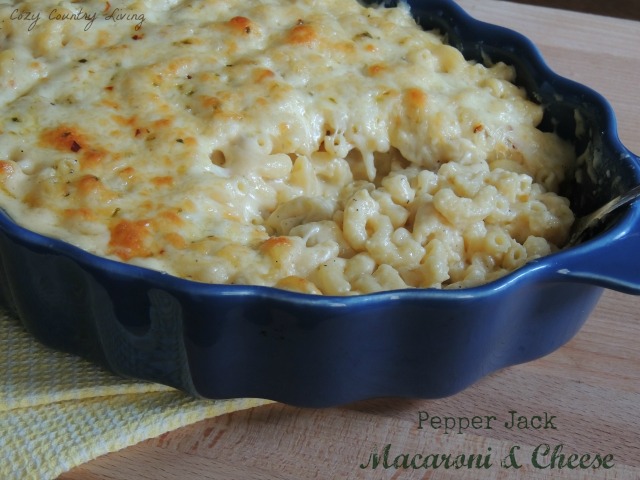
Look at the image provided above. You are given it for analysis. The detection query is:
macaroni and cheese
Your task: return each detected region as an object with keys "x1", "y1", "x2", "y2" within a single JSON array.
[{"x1": 0, "y1": 0, "x2": 575, "y2": 294}]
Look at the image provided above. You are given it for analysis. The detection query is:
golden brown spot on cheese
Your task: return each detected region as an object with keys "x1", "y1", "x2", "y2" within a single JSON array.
[
  {"x1": 40, "y1": 125, "x2": 110, "y2": 169},
  {"x1": 81, "y1": 148, "x2": 110, "y2": 169},
  {"x1": 108, "y1": 219, "x2": 153, "y2": 260},
  {"x1": 275, "y1": 275, "x2": 321, "y2": 295},
  {"x1": 138, "y1": 200, "x2": 156, "y2": 215},
  {"x1": 40, "y1": 125, "x2": 88, "y2": 153},
  {"x1": 75, "y1": 175, "x2": 101, "y2": 195},
  {"x1": 117, "y1": 166, "x2": 136, "y2": 181},
  {"x1": 179, "y1": 199, "x2": 197, "y2": 213},
  {"x1": 24, "y1": 191, "x2": 42, "y2": 208},
  {"x1": 158, "y1": 210, "x2": 184, "y2": 225},
  {"x1": 260, "y1": 236, "x2": 292, "y2": 255},
  {"x1": 200, "y1": 95, "x2": 221, "y2": 110},
  {"x1": 62, "y1": 208, "x2": 95, "y2": 221},
  {"x1": 0, "y1": 161, "x2": 15, "y2": 177},
  {"x1": 367, "y1": 63, "x2": 386, "y2": 76},
  {"x1": 151, "y1": 176, "x2": 174, "y2": 187},
  {"x1": 100, "y1": 99, "x2": 119, "y2": 109},
  {"x1": 97, "y1": 30, "x2": 112, "y2": 48},
  {"x1": 181, "y1": 136, "x2": 197, "y2": 147},
  {"x1": 228, "y1": 16, "x2": 253, "y2": 34},
  {"x1": 286, "y1": 24, "x2": 317, "y2": 45},
  {"x1": 254, "y1": 68, "x2": 275, "y2": 83},
  {"x1": 112, "y1": 114, "x2": 137, "y2": 127},
  {"x1": 74, "y1": 175, "x2": 117, "y2": 204},
  {"x1": 112, "y1": 115, "x2": 148, "y2": 138},
  {"x1": 152, "y1": 118, "x2": 173, "y2": 129},
  {"x1": 405, "y1": 87, "x2": 428, "y2": 108},
  {"x1": 332, "y1": 41, "x2": 357, "y2": 56},
  {"x1": 164, "y1": 232, "x2": 187, "y2": 249}
]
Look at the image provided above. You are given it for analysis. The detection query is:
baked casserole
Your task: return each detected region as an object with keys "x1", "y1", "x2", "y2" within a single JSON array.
[{"x1": 0, "y1": 0, "x2": 575, "y2": 294}]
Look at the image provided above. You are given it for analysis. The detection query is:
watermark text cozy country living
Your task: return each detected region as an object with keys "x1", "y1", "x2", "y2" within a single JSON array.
[{"x1": 7, "y1": 6, "x2": 145, "y2": 31}]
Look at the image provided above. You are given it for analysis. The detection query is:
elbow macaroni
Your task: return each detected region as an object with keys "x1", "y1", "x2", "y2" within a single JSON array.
[{"x1": 0, "y1": 0, "x2": 575, "y2": 294}]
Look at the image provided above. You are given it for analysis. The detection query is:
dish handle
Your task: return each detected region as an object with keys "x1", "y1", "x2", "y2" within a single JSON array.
[
  {"x1": 555, "y1": 152, "x2": 640, "y2": 295},
  {"x1": 554, "y1": 229, "x2": 640, "y2": 294}
]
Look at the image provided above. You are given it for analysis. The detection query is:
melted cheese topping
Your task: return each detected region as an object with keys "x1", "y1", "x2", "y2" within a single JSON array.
[{"x1": 0, "y1": 0, "x2": 575, "y2": 294}]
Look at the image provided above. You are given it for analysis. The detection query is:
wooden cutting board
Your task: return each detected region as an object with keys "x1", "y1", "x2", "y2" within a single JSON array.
[{"x1": 60, "y1": 1, "x2": 640, "y2": 478}]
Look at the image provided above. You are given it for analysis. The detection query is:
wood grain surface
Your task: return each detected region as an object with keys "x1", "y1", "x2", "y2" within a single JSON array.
[
  {"x1": 60, "y1": 1, "x2": 640, "y2": 479},
  {"x1": 507, "y1": 0, "x2": 640, "y2": 20}
]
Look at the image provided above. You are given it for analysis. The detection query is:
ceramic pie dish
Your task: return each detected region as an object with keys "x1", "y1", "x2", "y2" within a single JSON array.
[{"x1": 1, "y1": 0, "x2": 639, "y2": 407}]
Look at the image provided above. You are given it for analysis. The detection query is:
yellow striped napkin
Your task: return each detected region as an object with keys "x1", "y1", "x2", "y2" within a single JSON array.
[{"x1": 0, "y1": 309, "x2": 271, "y2": 480}]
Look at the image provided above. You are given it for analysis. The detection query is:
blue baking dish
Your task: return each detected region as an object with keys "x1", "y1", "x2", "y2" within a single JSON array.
[{"x1": 1, "y1": 0, "x2": 639, "y2": 407}]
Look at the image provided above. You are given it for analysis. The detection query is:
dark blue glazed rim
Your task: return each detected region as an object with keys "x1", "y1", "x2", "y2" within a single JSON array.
[{"x1": 1, "y1": 0, "x2": 639, "y2": 407}]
